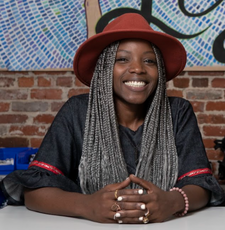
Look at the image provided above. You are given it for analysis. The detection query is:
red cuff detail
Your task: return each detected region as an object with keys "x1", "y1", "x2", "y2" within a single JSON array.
[
  {"x1": 177, "y1": 168, "x2": 212, "y2": 181},
  {"x1": 29, "y1": 160, "x2": 64, "y2": 175}
]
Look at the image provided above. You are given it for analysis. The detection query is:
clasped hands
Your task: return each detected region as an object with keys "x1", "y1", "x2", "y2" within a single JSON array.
[{"x1": 84, "y1": 174, "x2": 174, "y2": 224}]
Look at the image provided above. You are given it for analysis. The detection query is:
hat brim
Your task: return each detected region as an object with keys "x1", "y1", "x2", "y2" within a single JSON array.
[{"x1": 73, "y1": 29, "x2": 186, "y2": 86}]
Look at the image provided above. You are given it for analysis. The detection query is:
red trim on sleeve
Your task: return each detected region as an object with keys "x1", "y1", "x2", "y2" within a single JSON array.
[
  {"x1": 29, "y1": 160, "x2": 64, "y2": 175},
  {"x1": 177, "y1": 168, "x2": 212, "y2": 181}
]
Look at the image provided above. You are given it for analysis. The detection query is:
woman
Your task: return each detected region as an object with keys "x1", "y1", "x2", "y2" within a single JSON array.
[{"x1": 1, "y1": 13, "x2": 224, "y2": 224}]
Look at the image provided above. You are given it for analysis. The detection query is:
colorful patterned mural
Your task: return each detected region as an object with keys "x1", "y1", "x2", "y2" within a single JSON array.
[{"x1": 0, "y1": 0, "x2": 225, "y2": 70}]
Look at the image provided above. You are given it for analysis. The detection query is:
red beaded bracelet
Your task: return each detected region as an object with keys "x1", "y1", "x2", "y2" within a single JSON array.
[{"x1": 170, "y1": 187, "x2": 189, "y2": 217}]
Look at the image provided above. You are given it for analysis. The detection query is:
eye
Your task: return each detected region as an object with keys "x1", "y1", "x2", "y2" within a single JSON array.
[
  {"x1": 115, "y1": 57, "x2": 128, "y2": 63},
  {"x1": 144, "y1": 59, "x2": 157, "y2": 65}
]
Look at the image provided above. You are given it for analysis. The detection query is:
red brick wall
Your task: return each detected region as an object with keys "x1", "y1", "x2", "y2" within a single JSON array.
[
  {"x1": 0, "y1": 70, "x2": 225, "y2": 181},
  {"x1": 0, "y1": 71, "x2": 89, "y2": 147}
]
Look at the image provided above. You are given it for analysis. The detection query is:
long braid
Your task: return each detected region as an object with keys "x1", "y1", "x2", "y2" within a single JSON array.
[
  {"x1": 79, "y1": 42, "x2": 128, "y2": 194},
  {"x1": 79, "y1": 42, "x2": 178, "y2": 194},
  {"x1": 135, "y1": 45, "x2": 178, "y2": 190}
]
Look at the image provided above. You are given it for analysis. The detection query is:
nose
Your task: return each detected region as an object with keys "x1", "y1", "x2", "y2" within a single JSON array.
[{"x1": 128, "y1": 60, "x2": 146, "y2": 74}]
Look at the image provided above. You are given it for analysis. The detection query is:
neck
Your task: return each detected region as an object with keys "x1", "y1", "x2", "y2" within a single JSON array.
[{"x1": 114, "y1": 100, "x2": 148, "y2": 131}]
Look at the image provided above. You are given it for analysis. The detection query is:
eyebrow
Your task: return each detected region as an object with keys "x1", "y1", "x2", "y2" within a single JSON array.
[{"x1": 117, "y1": 49, "x2": 155, "y2": 54}]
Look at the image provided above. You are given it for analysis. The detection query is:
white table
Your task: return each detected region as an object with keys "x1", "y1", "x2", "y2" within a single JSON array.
[{"x1": 1, "y1": 206, "x2": 225, "y2": 230}]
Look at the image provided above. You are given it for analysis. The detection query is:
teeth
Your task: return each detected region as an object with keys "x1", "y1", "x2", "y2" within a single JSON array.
[{"x1": 124, "y1": 81, "x2": 146, "y2": 87}]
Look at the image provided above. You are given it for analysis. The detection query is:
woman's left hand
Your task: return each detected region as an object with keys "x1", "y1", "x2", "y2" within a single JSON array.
[{"x1": 115, "y1": 174, "x2": 179, "y2": 223}]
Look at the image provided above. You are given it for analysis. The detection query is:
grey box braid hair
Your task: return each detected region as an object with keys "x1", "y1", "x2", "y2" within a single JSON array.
[{"x1": 79, "y1": 41, "x2": 178, "y2": 194}]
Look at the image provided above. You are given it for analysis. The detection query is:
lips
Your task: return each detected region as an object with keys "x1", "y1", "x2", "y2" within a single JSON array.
[{"x1": 124, "y1": 81, "x2": 147, "y2": 88}]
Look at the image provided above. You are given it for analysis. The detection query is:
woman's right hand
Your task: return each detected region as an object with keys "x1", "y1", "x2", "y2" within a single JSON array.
[
  {"x1": 24, "y1": 178, "x2": 147, "y2": 224},
  {"x1": 82, "y1": 177, "x2": 131, "y2": 223}
]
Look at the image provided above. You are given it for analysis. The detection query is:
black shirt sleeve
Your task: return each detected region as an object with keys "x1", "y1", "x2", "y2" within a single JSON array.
[
  {"x1": 1, "y1": 94, "x2": 89, "y2": 204},
  {"x1": 169, "y1": 97, "x2": 225, "y2": 205}
]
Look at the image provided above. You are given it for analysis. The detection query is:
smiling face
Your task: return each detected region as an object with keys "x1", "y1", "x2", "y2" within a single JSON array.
[{"x1": 113, "y1": 39, "x2": 159, "y2": 107}]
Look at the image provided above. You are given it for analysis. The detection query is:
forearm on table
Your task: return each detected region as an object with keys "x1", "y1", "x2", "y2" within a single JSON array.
[
  {"x1": 24, "y1": 187, "x2": 88, "y2": 218},
  {"x1": 170, "y1": 185, "x2": 210, "y2": 214},
  {"x1": 182, "y1": 185, "x2": 210, "y2": 211}
]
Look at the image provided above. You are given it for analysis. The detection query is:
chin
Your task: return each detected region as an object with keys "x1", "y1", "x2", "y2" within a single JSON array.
[{"x1": 126, "y1": 98, "x2": 148, "y2": 105}]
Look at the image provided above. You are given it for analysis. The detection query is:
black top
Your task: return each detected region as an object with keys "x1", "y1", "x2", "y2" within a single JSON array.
[{"x1": 1, "y1": 94, "x2": 225, "y2": 205}]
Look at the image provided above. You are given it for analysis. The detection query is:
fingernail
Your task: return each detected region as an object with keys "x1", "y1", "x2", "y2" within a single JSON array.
[
  {"x1": 145, "y1": 209, "x2": 150, "y2": 216},
  {"x1": 115, "y1": 212, "x2": 121, "y2": 218},
  {"x1": 117, "y1": 196, "x2": 123, "y2": 201},
  {"x1": 118, "y1": 220, "x2": 123, "y2": 224},
  {"x1": 138, "y1": 189, "x2": 143, "y2": 194},
  {"x1": 126, "y1": 177, "x2": 129, "y2": 180},
  {"x1": 141, "y1": 204, "x2": 146, "y2": 210},
  {"x1": 139, "y1": 216, "x2": 143, "y2": 221}
]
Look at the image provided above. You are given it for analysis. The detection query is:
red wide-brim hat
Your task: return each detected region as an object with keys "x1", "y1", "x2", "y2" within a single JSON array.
[{"x1": 73, "y1": 13, "x2": 187, "y2": 86}]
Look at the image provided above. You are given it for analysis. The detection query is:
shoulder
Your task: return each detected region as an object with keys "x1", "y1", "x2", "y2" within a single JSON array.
[
  {"x1": 53, "y1": 93, "x2": 89, "y2": 121},
  {"x1": 168, "y1": 97, "x2": 196, "y2": 126},
  {"x1": 168, "y1": 96, "x2": 191, "y2": 107},
  {"x1": 63, "y1": 93, "x2": 89, "y2": 111},
  {"x1": 168, "y1": 96, "x2": 193, "y2": 114},
  {"x1": 68, "y1": 93, "x2": 89, "y2": 104}
]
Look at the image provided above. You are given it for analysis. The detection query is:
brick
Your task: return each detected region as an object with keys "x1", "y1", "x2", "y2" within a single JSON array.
[
  {"x1": 0, "y1": 114, "x2": 28, "y2": 124},
  {"x1": 0, "y1": 102, "x2": 10, "y2": 112},
  {"x1": 68, "y1": 88, "x2": 90, "y2": 98},
  {"x1": 75, "y1": 77, "x2": 88, "y2": 87},
  {"x1": 211, "y1": 78, "x2": 225, "y2": 88},
  {"x1": 188, "y1": 71, "x2": 224, "y2": 76},
  {"x1": 166, "y1": 89, "x2": 183, "y2": 97},
  {"x1": 206, "y1": 102, "x2": 225, "y2": 111},
  {"x1": 0, "y1": 89, "x2": 28, "y2": 100},
  {"x1": 192, "y1": 78, "x2": 208, "y2": 87},
  {"x1": 18, "y1": 77, "x2": 34, "y2": 87},
  {"x1": 0, "y1": 77, "x2": 15, "y2": 87},
  {"x1": 30, "y1": 138, "x2": 43, "y2": 148},
  {"x1": 206, "y1": 148, "x2": 224, "y2": 160},
  {"x1": 38, "y1": 77, "x2": 53, "y2": 87},
  {"x1": 197, "y1": 114, "x2": 225, "y2": 124},
  {"x1": 33, "y1": 114, "x2": 55, "y2": 124},
  {"x1": 0, "y1": 137, "x2": 29, "y2": 147},
  {"x1": 203, "y1": 126, "x2": 225, "y2": 137},
  {"x1": 9, "y1": 125, "x2": 47, "y2": 136},
  {"x1": 190, "y1": 101, "x2": 205, "y2": 112},
  {"x1": 186, "y1": 90, "x2": 222, "y2": 100},
  {"x1": 56, "y1": 77, "x2": 73, "y2": 87},
  {"x1": 173, "y1": 78, "x2": 189, "y2": 88},
  {"x1": 31, "y1": 89, "x2": 62, "y2": 99},
  {"x1": 51, "y1": 101, "x2": 65, "y2": 112},
  {"x1": 12, "y1": 101, "x2": 49, "y2": 112},
  {"x1": 203, "y1": 138, "x2": 221, "y2": 149}
]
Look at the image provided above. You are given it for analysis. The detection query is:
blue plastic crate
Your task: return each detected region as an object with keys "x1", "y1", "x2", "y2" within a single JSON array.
[
  {"x1": 16, "y1": 148, "x2": 38, "y2": 170},
  {"x1": 0, "y1": 147, "x2": 28, "y2": 175}
]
